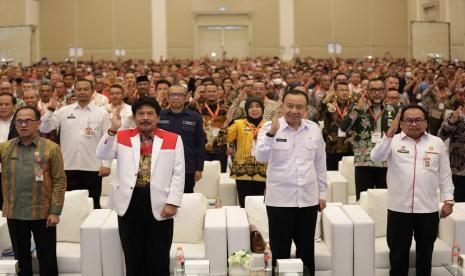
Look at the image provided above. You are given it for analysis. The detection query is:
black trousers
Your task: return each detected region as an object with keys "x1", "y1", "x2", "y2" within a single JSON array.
[
  {"x1": 387, "y1": 210, "x2": 439, "y2": 276},
  {"x1": 266, "y1": 205, "x2": 318, "y2": 276},
  {"x1": 65, "y1": 170, "x2": 102, "y2": 209},
  {"x1": 185, "y1": 172, "x2": 195, "y2": 193},
  {"x1": 236, "y1": 180, "x2": 266, "y2": 208},
  {"x1": 205, "y1": 150, "x2": 228, "y2": 173},
  {"x1": 452, "y1": 174, "x2": 465, "y2": 202},
  {"x1": 354, "y1": 166, "x2": 387, "y2": 200},
  {"x1": 118, "y1": 187, "x2": 173, "y2": 276},
  {"x1": 326, "y1": 152, "x2": 350, "y2": 171},
  {"x1": 7, "y1": 219, "x2": 58, "y2": 276}
]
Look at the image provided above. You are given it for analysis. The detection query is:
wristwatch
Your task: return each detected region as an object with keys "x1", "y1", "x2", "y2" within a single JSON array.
[
  {"x1": 445, "y1": 200, "x2": 455, "y2": 206},
  {"x1": 266, "y1": 132, "x2": 275, "y2": 138}
]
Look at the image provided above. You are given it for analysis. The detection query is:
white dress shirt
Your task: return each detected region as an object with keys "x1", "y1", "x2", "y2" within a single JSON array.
[
  {"x1": 92, "y1": 92, "x2": 109, "y2": 107},
  {"x1": 370, "y1": 132, "x2": 454, "y2": 213},
  {"x1": 0, "y1": 115, "x2": 13, "y2": 173},
  {"x1": 255, "y1": 117, "x2": 328, "y2": 207},
  {"x1": 40, "y1": 102, "x2": 110, "y2": 171},
  {"x1": 104, "y1": 103, "x2": 135, "y2": 130},
  {"x1": 0, "y1": 115, "x2": 12, "y2": 143}
]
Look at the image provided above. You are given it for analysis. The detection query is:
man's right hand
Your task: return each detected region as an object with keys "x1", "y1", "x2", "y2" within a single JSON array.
[
  {"x1": 268, "y1": 103, "x2": 282, "y2": 135},
  {"x1": 386, "y1": 109, "x2": 401, "y2": 138},
  {"x1": 237, "y1": 88, "x2": 247, "y2": 103},
  {"x1": 356, "y1": 93, "x2": 367, "y2": 110},
  {"x1": 109, "y1": 107, "x2": 122, "y2": 131}
]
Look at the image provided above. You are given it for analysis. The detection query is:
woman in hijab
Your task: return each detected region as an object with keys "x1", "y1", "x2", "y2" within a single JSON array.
[{"x1": 222, "y1": 97, "x2": 267, "y2": 207}]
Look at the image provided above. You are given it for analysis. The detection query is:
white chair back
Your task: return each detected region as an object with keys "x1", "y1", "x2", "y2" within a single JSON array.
[{"x1": 194, "y1": 161, "x2": 220, "y2": 199}]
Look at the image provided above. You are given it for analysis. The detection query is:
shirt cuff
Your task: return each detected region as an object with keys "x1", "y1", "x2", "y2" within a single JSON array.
[
  {"x1": 319, "y1": 192, "x2": 327, "y2": 200},
  {"x1": 442, "y1": 193, "x2": 454, "y2": 202},
  {"x1": 49, "y1": 205, "x2": 63, "y2": 215}
]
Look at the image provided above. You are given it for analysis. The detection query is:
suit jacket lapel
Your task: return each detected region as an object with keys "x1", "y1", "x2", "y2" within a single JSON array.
[
  {"x1": 150, "y1": 136, "x2": 163, "y2": 173},
  {"x1": 130, "y1": 135, "x2": 140, "y2": 170}
]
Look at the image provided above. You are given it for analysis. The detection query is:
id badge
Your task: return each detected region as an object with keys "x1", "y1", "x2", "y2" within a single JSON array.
[
  {"x1": 35, "y1": 169, "x2": 44, "y2": 182},
  {"x1": 387, "y1": 118, "x2": 393, "y2": 127},
  {"x1": 423, "y1": 157, "x2": 431, "y2": 170},
  {"x1": 84, "y1": 127, "x2": 93, "y2": 138},
  {"x1": 371, "y1": 132, "x2": 382, "y2": 143},
  {"x1": 438, "y1": 103, "x2": 445, "y2": 110},
  {"x1": 337, "y1": 128, "x2": 346, "y2": 137}
]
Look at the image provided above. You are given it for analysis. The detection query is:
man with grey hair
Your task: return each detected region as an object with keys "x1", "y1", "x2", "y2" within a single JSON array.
[{"x1": 158, "y1": 85, "x2": 205, "y2": 193}]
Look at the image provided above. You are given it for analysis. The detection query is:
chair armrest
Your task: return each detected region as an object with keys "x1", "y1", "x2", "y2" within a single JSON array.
[
  {"x1": 219, "y1": 173, "x2": 237, "y2": 206},
  {"x1": 342, "y1": 205, "x2": 375, "y2": 276},
  {"x1": 80, "y1": 209, "x2": 112, "y2": 276},
  {"x1": 438, "y1": 203, "x2": 465, "y2": 250},
  {"x1": 205, "y1": 208, "x2": 227, "y2": 275},
  {"x1": 0, "y1": 217, "x2": 11, "y2": 253},
  {"x1": 327, "y1": 171, "x2": 348, "y2": 204},
  {"x1": 100, "y1": 211, "x2": 124, "y2": 276},
  {"x1": 321, "y1": 205, "x2": 353, "y2": 276},
  {"x1": 225, "y1": 207, "x2": 250, "y2": 257}
]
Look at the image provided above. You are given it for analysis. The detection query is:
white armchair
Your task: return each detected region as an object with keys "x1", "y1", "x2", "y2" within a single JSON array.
[
  {"x1": 226, "y1": 196, "x2": 353, "y2": 276},
  {"x1": 338, "y1": 156, "x2": 355, "y2": 203},
  {"x1": 101, "y1": 160, "x2": 117, "y2": 209},
  {"x1": 100, "y1": 193, "x2": 228, "y2": 276},
  {"x1": 343, "y1": 189, "x2": 465, "y2": 276},
  {"x1": 0, "y1": 190, "x2": 112, "y2": 276},
  {"x1": 194, "y1": 161, "x2": 221, "y2": 205},
  {"x1": 326, "y1": 171, "x2": 348, "y2": 204}
]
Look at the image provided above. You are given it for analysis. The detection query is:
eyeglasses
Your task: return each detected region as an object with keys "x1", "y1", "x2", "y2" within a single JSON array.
[
  {"x1": 284, "y1": 103, "x2": 306, "y2": 111},
  {"x1": 403, "y1": 118, "x2": 425, "y2": 125},
  {"x1": 368, "y1": 88, "x2": 386, "y2": 94},
  {"x1": 15, "y1": 119, "x2": 39, "y2": 126},
  {"x1": 168, "y1": 93, "x2": 187, "y2": 98}
]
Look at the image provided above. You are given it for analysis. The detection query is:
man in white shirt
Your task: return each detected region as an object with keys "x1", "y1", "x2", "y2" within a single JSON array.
[
  {"x1": 0, "y1": 93, "x2": 18, "y2": 210},
  {"x1": 371, "y1": 103, "x2": 454, "y2": 276},
  {"x1": 104, "y1": 84, "x2": 135, "y2": 130},
  {"x1": 40, "y1": 79, "x2": 111, "y2": 209},
  {"x1": 255, "y1": 90, "x2": 327, "y2": 276}
]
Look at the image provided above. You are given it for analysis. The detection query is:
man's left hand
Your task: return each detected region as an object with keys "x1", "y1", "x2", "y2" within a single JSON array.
[
  {"x1": 194, "y1": 171, "x2": 202, "y2": 182},
  {"x1": 99, "y1": 167, "x2": 111, "y2": 177},
  {"x1": 161, "y1": 204, "x2": 177, "y2": 218},
  {"x1": 440, "y1": 202, "x2": 453, "y2": 218},
  {"x1": 319, "y1": 199, "x2": 327, "y2": 212},
  {"x1": 46, "y1": 214, "x2": 60, "y2": 227}
]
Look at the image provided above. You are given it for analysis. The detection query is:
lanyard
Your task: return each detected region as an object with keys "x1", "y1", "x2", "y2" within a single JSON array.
[
  {"x1": 204, "y1": 103, "x2": 220, "y2": 119},
  {"x1": 244, "y1": 119, "x2": 265, "y2": 139},
  {"x1": 335, "y1": 100, "x2": 349, "y2": 119},
  {"x1": 368, "y1": 106, "x2": 384, "y2": 129}
]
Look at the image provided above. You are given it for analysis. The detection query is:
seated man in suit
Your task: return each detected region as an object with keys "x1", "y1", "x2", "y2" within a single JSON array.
[{"x1": 96, "y1": 96, "x2": 185, "y2": 276}]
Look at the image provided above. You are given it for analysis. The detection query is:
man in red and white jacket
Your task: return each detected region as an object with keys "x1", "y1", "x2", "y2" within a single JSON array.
[
  {"x1": 96, "y1": 96, "x2": 185, "y2": 276},
  {"x1": 371, "y1": 103, "x2": 454, "y2": 276}
]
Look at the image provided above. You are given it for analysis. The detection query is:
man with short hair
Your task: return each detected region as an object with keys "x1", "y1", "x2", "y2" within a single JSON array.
[
  {"x1": 96, "y1": 96, "x2": 185, "y2": 276},
  {"x1": 40, "y1": 79, "x2": 111, "y2": 209},
  {"x1": 158, "y1": 85, "x2": 205, "y2": 193},
  {"x1": 371, "y1": 104, "x2": 454, "y2": 276},
  {"x1": 105, "y1": 84, "x2": 135, "y2": 130},
  {"x1": 154, "y1": 80, "x2": 171, "y2": 109},
  {"x1": 340, "y1": 78, "x2": 397, "y2": 200},
  {"x1": 22, "y1": 89, "x2": 40, "y2": 109},
  {"x1": 256, "y1": 89, "x2": 327, "y2": 276},
  {"x1": 38, "y1": 83, "x2": 54, "y2": 115},
  {"x1": 1, "y1": 106, "x2": 66, "y2": 276}
]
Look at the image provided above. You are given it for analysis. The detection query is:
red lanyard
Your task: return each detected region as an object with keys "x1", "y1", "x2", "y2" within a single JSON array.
[
  {"x1": 204, "y1": 103, "x2": 220, "y2": 120},
  {"x1": 244, "y1": 120, "x2": 265, "y2": 139},
  {"x1": 335, "y1": 101, "x2": 349, "y2": 119},
  {"x1": 368, "y1": 107, "x2": 384, "y2": 128}
]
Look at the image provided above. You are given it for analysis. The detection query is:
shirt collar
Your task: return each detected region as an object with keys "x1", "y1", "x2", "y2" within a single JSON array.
[
  {"x1": 280, "y1": 117, "x2": 309, "y2": 132},
  {"x1": 400, "y1": 131, "x2": 429, "y2": 142},
  {"x1": 17, "y1": 134, "x2": 41, "y2": 147},
  {"x1": 167, "y1": 108, "x2": 187, "y2": 115},
  {"x1": 73, "y1": 101, "x2": 97, "y2": 111},
  {"x1": 1, "y1": 115, "x2": 14, "y2": 123}
]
